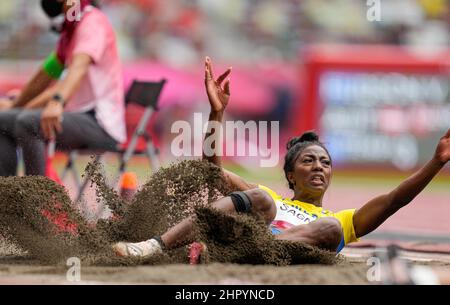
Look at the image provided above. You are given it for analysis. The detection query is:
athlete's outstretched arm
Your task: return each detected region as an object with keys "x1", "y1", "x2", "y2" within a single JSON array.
[
  {"x1": 202, "y1": 57, "x2": 256, "y2": 191},
  {"x1": 353, "y1": 129, "x2": 450, "y2": 238},
  {"x1": 202, "y1": 56, "x2": 230, "y2": 168}
]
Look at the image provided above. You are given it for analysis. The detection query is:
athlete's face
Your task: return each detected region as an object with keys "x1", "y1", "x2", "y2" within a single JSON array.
[{"x1": 288, "y1": 145, "x2": 332, "y2": 196}]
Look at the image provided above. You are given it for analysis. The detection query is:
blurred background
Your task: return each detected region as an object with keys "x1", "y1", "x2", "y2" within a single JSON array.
[{"x1": 0, "y1": 0, "x2": 449, "y2": 247}]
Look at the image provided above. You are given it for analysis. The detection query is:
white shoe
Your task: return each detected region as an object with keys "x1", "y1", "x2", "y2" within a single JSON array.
[{"x1": 113, "y1": 238, "x2": 163, "y2": 258}]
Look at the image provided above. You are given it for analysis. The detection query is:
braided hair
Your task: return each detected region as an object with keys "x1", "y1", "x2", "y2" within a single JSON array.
[{"x1": 283, "y1": 131, "x2": 332, "y2": 190}]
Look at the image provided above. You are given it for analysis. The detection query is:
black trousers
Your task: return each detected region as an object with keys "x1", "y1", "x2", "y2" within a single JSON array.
[{"x1": 0, "y1": 109, "x2": 118, "y2": 176}]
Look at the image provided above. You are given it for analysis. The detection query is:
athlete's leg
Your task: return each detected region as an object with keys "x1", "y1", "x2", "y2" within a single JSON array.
[
  {"x1": 113, "y1": 188, "x2": 277, "y2": 257},
  {"x1": 162, "y1": 188, "x2": 276, "y2": 248}
]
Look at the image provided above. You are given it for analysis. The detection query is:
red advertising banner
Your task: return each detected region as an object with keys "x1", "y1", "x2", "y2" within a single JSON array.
[{"x1": 296, "y1": 45, "x2": 450, "y2": 170}]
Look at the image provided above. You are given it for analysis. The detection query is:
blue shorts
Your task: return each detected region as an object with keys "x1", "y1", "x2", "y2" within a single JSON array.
[{"x1": 270, "y1": 226, "x2": 282, "y2": 235}]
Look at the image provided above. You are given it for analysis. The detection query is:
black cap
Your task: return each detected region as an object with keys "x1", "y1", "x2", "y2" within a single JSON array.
[{"x1": 41, "y1": 0, "x2": 64, "y2": 18}]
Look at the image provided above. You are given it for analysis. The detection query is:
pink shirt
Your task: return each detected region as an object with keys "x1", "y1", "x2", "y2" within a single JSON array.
[{"x1": 63, "y1": 7, "x2": 126, "y2": 144}]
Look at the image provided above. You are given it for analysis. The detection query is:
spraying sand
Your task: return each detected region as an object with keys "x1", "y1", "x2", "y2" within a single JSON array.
[{"x1": 0, "y1": 159, "x2": 335, "y2": 267}]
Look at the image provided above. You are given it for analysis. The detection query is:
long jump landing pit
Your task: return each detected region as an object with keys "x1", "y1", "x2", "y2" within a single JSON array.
[{"x1": 1, "y1": 239, "x2": 450, "y2": 285}]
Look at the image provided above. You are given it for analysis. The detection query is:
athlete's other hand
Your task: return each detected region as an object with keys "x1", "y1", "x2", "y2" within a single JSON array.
[
  {"x1": 204, "y1": 56, "x2": 231, "y2": 113},
  {"x1": 434, "y1": 129, "x2": 450, "y2": 165}
]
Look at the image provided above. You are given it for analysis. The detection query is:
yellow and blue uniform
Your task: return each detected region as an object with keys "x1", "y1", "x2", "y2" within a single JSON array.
[{"x1": 259, "y1": 185, "x2": 359, "y2": 253}]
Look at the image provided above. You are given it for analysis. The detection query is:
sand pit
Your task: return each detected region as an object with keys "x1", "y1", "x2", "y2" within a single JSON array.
[
  {"x1": 0, "y1": 257, "x2": 368, "y2": 285},
  {"x1": 1, "y1": 241, "x2": 449, "y2": 284},
  {"x1": 0, "y1": 237, "x2": 366, "y2": 284}
]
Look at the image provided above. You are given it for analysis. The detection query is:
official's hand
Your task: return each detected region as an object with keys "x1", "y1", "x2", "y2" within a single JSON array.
[{"x1": 40, "y1": 100, "x2": 63, "y2": 140}]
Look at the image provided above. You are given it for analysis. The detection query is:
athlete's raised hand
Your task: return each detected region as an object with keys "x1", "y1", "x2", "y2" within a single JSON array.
[
  {"x1": 434, "y1": 129, "x2": 450, "y2": 165},
  {"x1": 204, "y1": 56, "x2": 231, "y2": 113}
]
